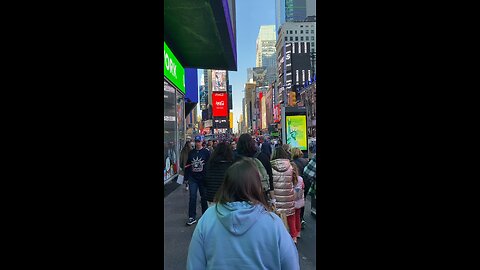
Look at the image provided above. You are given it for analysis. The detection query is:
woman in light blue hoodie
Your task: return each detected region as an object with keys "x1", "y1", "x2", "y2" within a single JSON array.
[{"x1": 187, "y1": 158, "x2": 300, "y2": 270}]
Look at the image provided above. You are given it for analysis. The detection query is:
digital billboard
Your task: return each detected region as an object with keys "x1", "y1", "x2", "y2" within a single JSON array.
[
  {"x1": 212, "y1": 70, "x2": 227, "y2": 92},
  {"x1": 285, "y1": 115, "x2": 307, "y2": 151},
  {"x1": 199, "y1": 85, "x2": 208, "y2": 110},
  {"x1": 212, "y1": 92, "x2": 228, "y2": 117}
]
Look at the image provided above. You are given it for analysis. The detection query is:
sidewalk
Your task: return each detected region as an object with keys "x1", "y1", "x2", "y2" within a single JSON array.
[{"x1": 164, "y1": 182, "x2": 316, "y2": 269}]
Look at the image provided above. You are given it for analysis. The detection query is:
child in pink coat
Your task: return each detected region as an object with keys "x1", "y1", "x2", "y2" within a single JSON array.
[{"x1": 291, "y1": 163, "x2": 305, "y2": 243}]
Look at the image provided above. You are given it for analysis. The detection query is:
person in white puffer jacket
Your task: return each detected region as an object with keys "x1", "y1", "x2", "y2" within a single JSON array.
[{"x1": 271, "y1": 146, "x2": 297, "y2": 242}]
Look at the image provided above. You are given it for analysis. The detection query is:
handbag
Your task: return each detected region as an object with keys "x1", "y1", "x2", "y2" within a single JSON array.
[{"x1": 176, "y1": 174, "x2": 184, "y2": 185}]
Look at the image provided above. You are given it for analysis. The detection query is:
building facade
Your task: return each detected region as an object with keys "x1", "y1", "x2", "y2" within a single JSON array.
[
  {"x1": 275, "y1": 0, "x2": 316, "y2": 33},
  {"x1": 256, "y1": 25, "x2": 276, "y2": 67}
]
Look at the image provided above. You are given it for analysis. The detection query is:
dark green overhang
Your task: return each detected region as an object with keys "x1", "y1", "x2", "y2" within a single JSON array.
[{"x1": 164, "y1": 0, "x2": 237, "y2": 71}]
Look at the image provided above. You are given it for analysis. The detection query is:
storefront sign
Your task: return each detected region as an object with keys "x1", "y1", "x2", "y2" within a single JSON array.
[
  {"x1": 164, "y1": 42, "x2": 185, "y2": 94},
  {"x1": 212, "y1": 92, "x2": 228, "y2": 117}
]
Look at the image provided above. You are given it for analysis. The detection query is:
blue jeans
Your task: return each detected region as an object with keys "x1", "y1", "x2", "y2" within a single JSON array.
[{"x1": 188, "y1": 179, "x2": 208, "y2": 219}]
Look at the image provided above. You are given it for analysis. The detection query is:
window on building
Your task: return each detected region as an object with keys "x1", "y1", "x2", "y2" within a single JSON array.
[
  {"x1": 295, "y1": 30, "x2": 297, "y2": 34},
  {"x1": 311, "y1": 30, "x2": 314, "y2": 33},
  {"x1": 300, "y1": 25, "x2": 303, "y2": 27},
  {"x1": 295, "y1": 36, "x2": 298, "y2": 41},
  {"x1": 290, "y1": 30, "x2": 293, "y2": 34},
  {"x1": 300, "y1": 36, "x2": 303, "y2": 41},
  {"x1": 306, "y1": 36, "x2": 309, "y2": 41},
  {"x1": 300, "y1": 30, "x2": 303, "y2": 34},
  {"x1": 311, "y1": 36, "x2": 314, "y2": 40},
  {"x1": 285, "y1": 36, "x2": 287, "y2": 41},
  {"x1": 312, "y1": 42, "x2": 315, "y2": 47},
  {"x1": 306, "y1": 30, "x2": 309, "y2": 34},
  {"x1": 290, "y1": 37, "x2": 293, "y2": 41}
]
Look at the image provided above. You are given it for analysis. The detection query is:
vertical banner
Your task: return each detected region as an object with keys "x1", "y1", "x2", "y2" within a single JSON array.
[
  {"x1": 228, "y1": 85, "x2": 232, "y2": 110},
  {"x1": 229, "y1": 111, "x2": 233, "y2": 129},
  {"x1": 261, "y1": 96, "x2": 267, "y2": 130},
  {"x1": 199, "y1": 85, "x2": 207, "y2": 110}
]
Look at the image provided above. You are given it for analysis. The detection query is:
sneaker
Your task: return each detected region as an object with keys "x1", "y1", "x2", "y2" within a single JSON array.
[{"x1": 186, "y1": 218, "x2": 197, "y2": 226}]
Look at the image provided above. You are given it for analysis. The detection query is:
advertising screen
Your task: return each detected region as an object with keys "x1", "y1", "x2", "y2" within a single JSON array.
[
  {"x1": 212, "y1": 70, "x2": 226, "y2": 92},
  {"x1": 212, "y1": 92, "x2": 228, "y2": 117},
  {"x1": 199, "y1": 85, "x2": 207, "y2": 110},
  {"x1": 285, "y1": 115, "x2": 307, "y2": 150}
]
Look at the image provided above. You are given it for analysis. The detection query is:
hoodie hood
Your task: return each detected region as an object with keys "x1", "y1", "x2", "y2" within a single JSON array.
[
  {"x1": 215, "y1": 202, "x2": 266, "y2": 236},
  {"x1": 271, "y1": 159, "x2": 291, "y2": 173}
]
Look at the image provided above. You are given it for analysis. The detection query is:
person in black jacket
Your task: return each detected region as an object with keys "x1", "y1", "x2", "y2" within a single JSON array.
[
  {"x1": 235, "y1": 133, "x2": 274, "y2": 200},
  {"x1": 204, "y1": 142, "x2": 234, "y2": 207},
  {"x1": 185, "y1": 136, "x2": 211, "y2": 226}
]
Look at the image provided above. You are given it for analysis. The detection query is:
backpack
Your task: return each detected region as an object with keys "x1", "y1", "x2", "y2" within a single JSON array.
[{"x1": 253, "y1": 152, "x2": 270, "y2": 191}]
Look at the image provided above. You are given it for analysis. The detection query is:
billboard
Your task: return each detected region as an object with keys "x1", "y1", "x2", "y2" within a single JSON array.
[
  {"x1": 199, "y1": 85, "x2": 208, "y2": 110},
  {"x1": 212, "y1": 92, "x2": 228, "y2": 117},
  {"x1": 212, "y1": 70, "x2": 227, "y2": 92},
  {"x1": 285, "y1": 115, "x2": 307, "y2": 151},
  {"x1": 274, "y1": 104, "x2": 281, "y2": 123},
  {"x1": 214, "y1": 117, "x2": 228, "y2": 128},
  {"x1": 252, "y1": 67, "x2": 267, "y2": 86}
]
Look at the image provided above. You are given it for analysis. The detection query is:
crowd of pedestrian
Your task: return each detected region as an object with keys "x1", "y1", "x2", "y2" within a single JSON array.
[{"x1": 179, "y1": 133, "x2": 317, "y2": 269}]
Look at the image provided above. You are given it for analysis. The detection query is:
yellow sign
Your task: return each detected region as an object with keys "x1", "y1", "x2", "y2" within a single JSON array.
[{"x1": 229, "y1": 111, "x2": 233, "y2": 129}]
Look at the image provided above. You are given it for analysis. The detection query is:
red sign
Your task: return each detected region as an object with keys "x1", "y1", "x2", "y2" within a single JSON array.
[
  {"x1": 274, "y1": 104, "x2": 281, "y2": 123},
  {"x1": 212, "y1": 92, "x2": 228, "y2": 117}
]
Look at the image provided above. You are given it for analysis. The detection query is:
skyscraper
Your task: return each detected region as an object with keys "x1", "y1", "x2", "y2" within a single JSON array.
[
  {"x1": 256, "y1": 25, "x2": 276, "y2": 68},
  {"x1": 275, "y1": 0, "x2": 316, "y2": 34}
]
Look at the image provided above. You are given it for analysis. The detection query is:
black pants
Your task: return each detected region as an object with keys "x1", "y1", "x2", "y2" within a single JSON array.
[{"x1": 300, "y1": 179, "x2": 312, "y2": 220}]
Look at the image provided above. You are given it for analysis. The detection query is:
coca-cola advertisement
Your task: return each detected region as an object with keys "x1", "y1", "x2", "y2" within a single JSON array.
[{"x1": 212, "y1": 92, "x2": 228, "y2": 117}]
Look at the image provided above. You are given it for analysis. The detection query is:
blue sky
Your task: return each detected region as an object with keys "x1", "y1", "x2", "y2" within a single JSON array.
[{"x1": 198, "y1": 0, "x2": 276, "y2": 133}]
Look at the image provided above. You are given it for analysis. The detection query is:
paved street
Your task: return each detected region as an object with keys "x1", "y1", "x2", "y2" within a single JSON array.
[{"x1": 164, "y1": 180, "x2": 317, "y2": 269}]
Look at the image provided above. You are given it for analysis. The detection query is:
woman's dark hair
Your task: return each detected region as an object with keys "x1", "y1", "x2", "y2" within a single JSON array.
[
  {"x1": 237, "y1": 133, "x2": 257, "y2": 157},
  {"x1": 214, "y1": 158, "x2": 271, "y2": 211},
  {"x1": 208, "y1": 142, "x2": 233, "y2": 163},
  {"x1": 272, "y1": 146, "x2": 290, "y2": 160}
]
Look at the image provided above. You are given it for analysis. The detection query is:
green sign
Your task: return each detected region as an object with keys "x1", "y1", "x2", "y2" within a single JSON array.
[{"x1": 164, "y1": 42, "x2": 185, "y2": 94}]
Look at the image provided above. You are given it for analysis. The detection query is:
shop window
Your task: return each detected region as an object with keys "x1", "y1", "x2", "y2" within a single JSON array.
[{"x1": 164, "y1": 80, "x2": 178, "y2": 182}]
